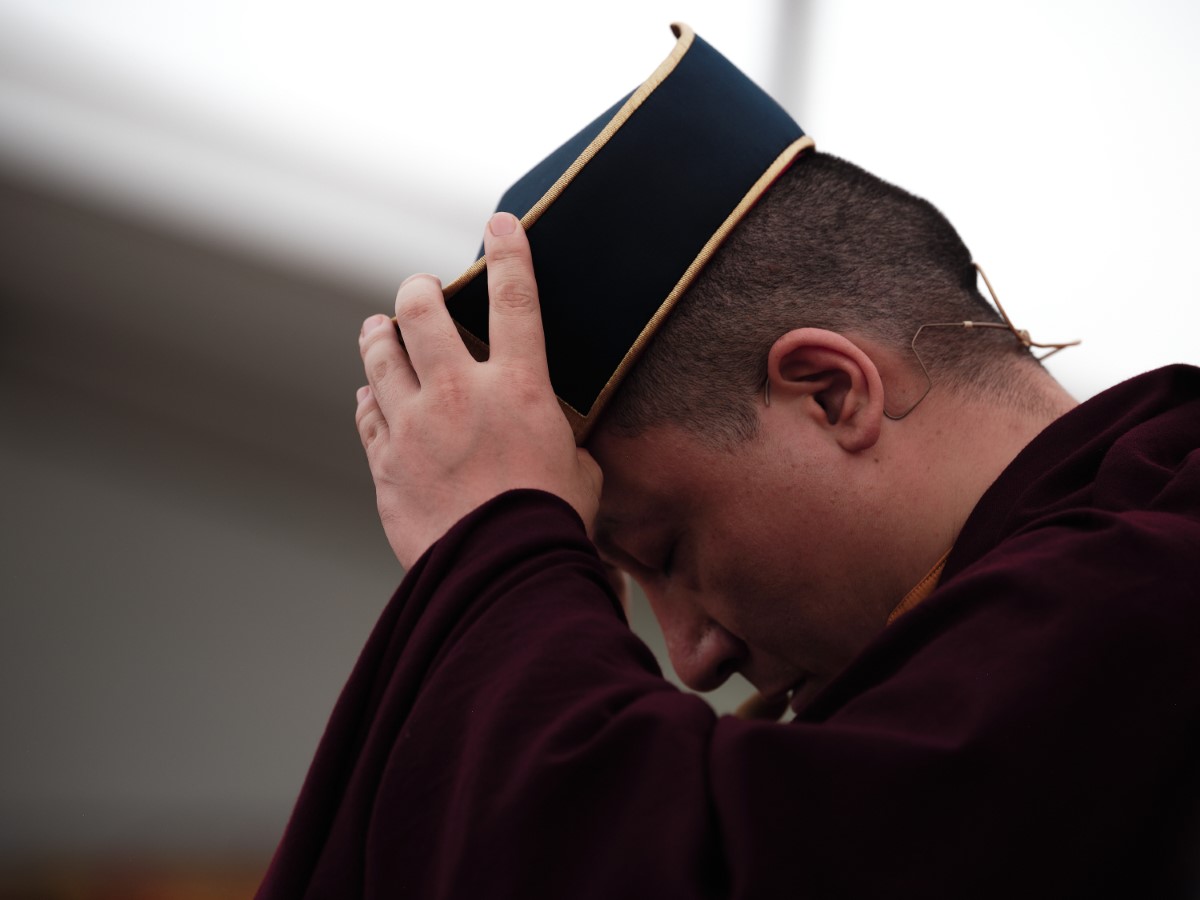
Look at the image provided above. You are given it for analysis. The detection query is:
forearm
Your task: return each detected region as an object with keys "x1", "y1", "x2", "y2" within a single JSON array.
[{"x1": 259, "y1": 490, "x2": 724, "y2": 899}]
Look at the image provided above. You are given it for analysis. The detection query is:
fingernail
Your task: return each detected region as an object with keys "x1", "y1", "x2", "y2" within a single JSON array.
[
  {"x1": 356, "y1": 386, "x2": 370, "y2": 402},
  {"x1": 488, "y1": 212, "x2": 517, "y2": 236},
  {"x1": 362, "y1": 315, "x2": 388, "y2": 337},
  {"x1": 401, "y1": 273, "x2": 441, "y2": 288}
]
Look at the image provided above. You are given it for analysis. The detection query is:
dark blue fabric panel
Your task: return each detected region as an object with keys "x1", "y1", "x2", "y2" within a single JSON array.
[
  {"x1": 448, "y1": 33, "x2": 804, "y2": 416},
  {"x1": 472, "y1": 93, "x2": 634, "y2": 260},
  {"x1": 497, "y1": 93, "x2": 634, "y2": 221}
]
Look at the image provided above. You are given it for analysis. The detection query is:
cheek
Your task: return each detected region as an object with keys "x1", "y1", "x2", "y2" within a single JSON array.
[
  {"x1": 701, "y1": 535, "x2": 810, "y2": 643},
  {"x1": 700, "y1": 524, "x2": 863, "y2": 676}
]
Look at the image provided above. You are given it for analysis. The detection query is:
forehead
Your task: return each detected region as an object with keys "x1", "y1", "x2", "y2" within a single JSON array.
[
  {"x1": 590, "y1": 425, "x2": 688, "y2": 534},
  {"x1": 590, "y1": 422, "x2": 696, "y2": 489},
  {"x1": 589, "y1": 423, "x2": 751, "y2": 534}
]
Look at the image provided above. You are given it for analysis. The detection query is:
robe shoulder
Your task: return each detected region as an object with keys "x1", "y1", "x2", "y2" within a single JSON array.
[{"x1": 259, "y1": 366, "x2": 1200, "y2": 900}]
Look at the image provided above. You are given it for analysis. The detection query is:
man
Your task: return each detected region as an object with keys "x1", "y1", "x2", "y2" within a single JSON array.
[{"x1": 259, "y1": 26, "x2": 1200, "y2": 899}]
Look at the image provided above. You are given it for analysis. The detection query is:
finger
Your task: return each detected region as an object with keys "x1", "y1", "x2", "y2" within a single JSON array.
[
  {"x1": 483, "y1": 212, "x2": 549, "y2": 377},
  {"x1": 360, "y1": 314, "x2": 418, "y2": 410},
  {"x1": 734, "y1": 691, "x2": 789, "y2": 722},
  {"x1": 393, "y1": 273, "x2": 470, "y2": 381},
  {"x1": 354, "y1": 384, "x2": 389, "y2": 454}
]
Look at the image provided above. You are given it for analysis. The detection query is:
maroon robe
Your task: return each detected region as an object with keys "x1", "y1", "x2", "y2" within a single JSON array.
[{"x1": 258, "y1": 366, "x2": 1200, "y2": 898}]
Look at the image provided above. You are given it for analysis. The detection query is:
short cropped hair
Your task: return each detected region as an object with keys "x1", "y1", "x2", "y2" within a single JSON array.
[{"x1": 602, "y1": 152, "x2": 1041, "y2": 445}]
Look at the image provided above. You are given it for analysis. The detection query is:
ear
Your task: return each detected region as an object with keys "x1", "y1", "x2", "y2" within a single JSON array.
[{"x1": 765, "y1": 328, "x2": 885, "y2": 453}]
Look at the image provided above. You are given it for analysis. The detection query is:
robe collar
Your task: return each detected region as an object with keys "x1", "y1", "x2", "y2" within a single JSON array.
[
  {"x1": 886, "y1": 549, "x2": 952, "y2": 626},
  {"x1": 737, "y1": 548, "x2": 954, "y2": 720}
]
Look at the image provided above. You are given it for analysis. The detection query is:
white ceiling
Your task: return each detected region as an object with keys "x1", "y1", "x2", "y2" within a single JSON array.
[
  {"x1": 0, "y1": 1, "x2": 784, "y2": 290},
  {"x1": 2, "y1": 0, "x2": 1196, "y2": 396}
]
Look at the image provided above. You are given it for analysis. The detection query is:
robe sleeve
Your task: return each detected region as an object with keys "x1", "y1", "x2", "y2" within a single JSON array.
[
  {"x1": 257, "y1": 490, "x2": 1200, "y2": 900},
  {"x1": 256, "y1": 489, "x2": 727, "y2": 899}
]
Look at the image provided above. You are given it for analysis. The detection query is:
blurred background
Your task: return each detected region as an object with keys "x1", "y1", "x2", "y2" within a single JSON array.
[{"x1": 2, "y1": 0, "x2": 1197, "y2": 896}]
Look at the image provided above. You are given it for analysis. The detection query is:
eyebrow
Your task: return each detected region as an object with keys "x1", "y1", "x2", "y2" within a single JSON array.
[
  {"x1": 592, "y1": 513, "x2": 669, "y2": 579},
  {"x1": 593, "y1": 514, "x2": 656, "y2": 571}
]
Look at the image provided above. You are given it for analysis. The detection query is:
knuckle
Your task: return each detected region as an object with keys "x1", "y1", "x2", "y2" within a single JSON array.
[
  {"x1": 359, "y1": 321, "x2": 396, "y2": 360},
  {"x1": 357, "y1": 416, "x2": 382, "y2": 452},
  {"x1": 368, "y1": 354, "x2": 393, "y2": 386},
  {"x1": 354, "y1": 397, "x2": 376, "y2": 431},
  {"x1": 395, "y1": 277, "x2": 445, "y2": 322},
  {"x1": 363, "y1": 422, "x2": 382, "y2": 449},
  {"x1": 487, "y1": 243, "x2": 525, "y2": 265},
  {"x1": 492, "y1": 279, "x2": 538, "y2": 314},
  {"x1": 395, "y1": 294, "x2": 441, "y2": 326}
]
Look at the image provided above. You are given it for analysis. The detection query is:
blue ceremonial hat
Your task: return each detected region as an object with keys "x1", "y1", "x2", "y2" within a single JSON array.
[{"x1": 443, "y1": 23, "x2": 813, "y2": 442}]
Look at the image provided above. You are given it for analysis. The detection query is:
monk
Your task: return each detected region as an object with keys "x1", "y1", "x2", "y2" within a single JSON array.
[{"x1": 256, "y1": 151, "x2": 1200, "y2": 898}]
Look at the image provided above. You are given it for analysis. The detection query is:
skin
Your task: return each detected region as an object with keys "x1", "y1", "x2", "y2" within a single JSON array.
[
  {"x1": 356, "y1": 211, "x2": 602, "y2": 570},
  {"x1": 590, "y1": 333, "x2": 1076, "y2": 711},
  {"x1": 356, "y1": 214, "x2": 1077, "y2": 713}
]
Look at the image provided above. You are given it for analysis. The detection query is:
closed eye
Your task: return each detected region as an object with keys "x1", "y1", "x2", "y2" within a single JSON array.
[
  {"x1": 593, "y1": 522, "x2": 678, "y2": 583},
  {"x1": 594, "y1": 536, "x2": 654, "y2": 581}
]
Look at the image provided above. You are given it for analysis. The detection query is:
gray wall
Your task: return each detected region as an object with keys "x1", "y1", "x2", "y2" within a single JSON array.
[
  {"x1": 0, "y1": 179, "x2": 397, "y2": 860},
  {"x1": 0, "y1": 178, "x2": 746, "y2": 864}
]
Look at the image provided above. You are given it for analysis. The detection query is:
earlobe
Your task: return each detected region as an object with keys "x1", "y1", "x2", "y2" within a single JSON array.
[{"x1": 765, "y1": 329, "x2": 885, "y2": 453}]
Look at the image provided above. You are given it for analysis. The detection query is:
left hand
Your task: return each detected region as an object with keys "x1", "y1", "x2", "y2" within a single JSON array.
[{"x1": 355, "y1": 212, "x2": 603, "y2": 569}]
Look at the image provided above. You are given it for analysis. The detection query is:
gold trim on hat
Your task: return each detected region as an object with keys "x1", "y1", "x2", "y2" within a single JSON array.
[
  {"x1": 430, "y1": 23, "x2": 813, "y2": 444},
  {"x1": 571, "y1": 133, "x2": 815, "y2": 442},
  {"x1": 440, "y1": 23, "x2": 696, "y2": 303}
]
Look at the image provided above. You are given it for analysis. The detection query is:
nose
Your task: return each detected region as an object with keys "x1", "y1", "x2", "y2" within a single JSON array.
[{"x1": 641, "y1": 581, "x2": 747, "y2": 693}]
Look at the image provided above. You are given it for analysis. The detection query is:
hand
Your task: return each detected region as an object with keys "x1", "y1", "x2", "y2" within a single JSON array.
[{"x1": 355, "y1": 212, "x2": 603, "y2": 569}]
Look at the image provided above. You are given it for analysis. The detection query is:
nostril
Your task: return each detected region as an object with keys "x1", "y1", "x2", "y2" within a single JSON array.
[{"x1": 713, "y1": 657, "x2": 740, "y2": 685}]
